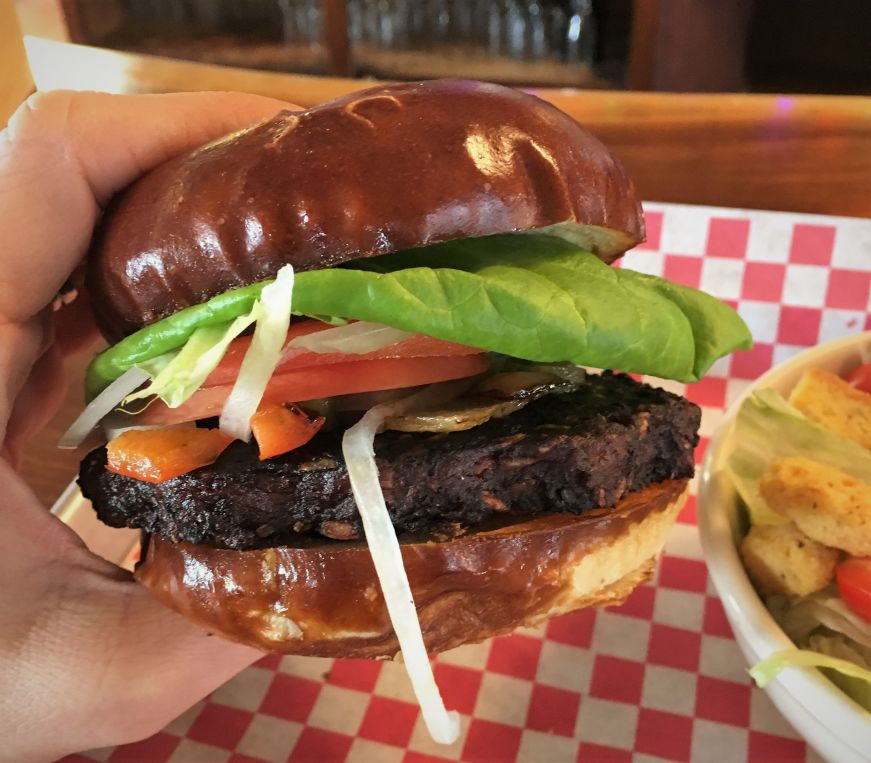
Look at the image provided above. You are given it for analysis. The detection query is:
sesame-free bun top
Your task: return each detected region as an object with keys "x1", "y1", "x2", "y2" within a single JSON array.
[{"x1": 87, "y1": 79, "x2": 645, "y2": 339}]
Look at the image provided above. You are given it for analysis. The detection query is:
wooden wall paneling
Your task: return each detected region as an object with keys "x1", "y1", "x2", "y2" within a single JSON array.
[
  {"x1": 628, "y1": 0, "x2": 752, "y2": 91},
  {"x1": 322, "y1": 0, "x2": 351, "y2": 77}
]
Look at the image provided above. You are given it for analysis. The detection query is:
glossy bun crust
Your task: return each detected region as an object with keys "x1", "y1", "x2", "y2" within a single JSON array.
[
  {"x1": 136, "y1": 479, "x2": 687, "y2": 658},
  {"x1": 87, "y1": 79, "x2": 644, "y2": 339}
]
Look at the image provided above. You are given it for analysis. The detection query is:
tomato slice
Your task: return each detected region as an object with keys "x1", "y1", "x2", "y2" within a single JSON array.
[
  {"x1": 844, "y1": 362, "x2": 871, "y2": 395},
  {"x1": 205, "y1": 320, "x2": 480, "y2": 388},
  {"x1": 206, "y1": 320, "x2": 328, "y2": 387},
  {"x1": 106, "y1": 428, "x2": 234, "y2": 483},
  {"x1": 835, "y1": 557, "x2": 871, "y2": 623},
  {"x1": 251, "y1": 404, "x2": 325, "y2": 460},
  {"x1": 139, "y1": 353, "x2": 490, "y2": 426}
]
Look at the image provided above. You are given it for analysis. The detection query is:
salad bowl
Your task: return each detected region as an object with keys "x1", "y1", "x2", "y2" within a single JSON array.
[{"x1": 698, "y1": 332, "x2": 871, "y2": 763}]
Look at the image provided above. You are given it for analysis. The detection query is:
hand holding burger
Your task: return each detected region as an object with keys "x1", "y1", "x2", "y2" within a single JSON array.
[
  {"x1": 69, "y1": 81, "x2": 750, "y2": 742},
  {"x1": 0, "y1": 81, "x2": 751, "y2": 757},
  {"x1": 0, "y1": 89, "x2": 294, "y2": 762}
]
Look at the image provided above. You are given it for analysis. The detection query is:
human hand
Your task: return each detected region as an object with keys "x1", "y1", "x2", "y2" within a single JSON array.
[{"x1": 0, "y1": 90, "x2": 291, "y2": 762}]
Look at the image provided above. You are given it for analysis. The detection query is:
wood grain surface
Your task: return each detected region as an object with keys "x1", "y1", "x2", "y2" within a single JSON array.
[{"x1": 16, "y1": 39, "x2": 871, "y2": 507}]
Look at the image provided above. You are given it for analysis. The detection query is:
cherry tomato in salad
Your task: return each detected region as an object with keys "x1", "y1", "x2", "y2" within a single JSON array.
[
  {"x1": 844, "y1": 362, "x2": 871, "y2": 395},
  {"x1": 835, "y1": 557, "x2": 871, "y2": 623}
]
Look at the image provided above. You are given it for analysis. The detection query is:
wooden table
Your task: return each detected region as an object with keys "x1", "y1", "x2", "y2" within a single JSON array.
[{"x1": 17, "y1": 38, "x2": 871, "y2": 507}]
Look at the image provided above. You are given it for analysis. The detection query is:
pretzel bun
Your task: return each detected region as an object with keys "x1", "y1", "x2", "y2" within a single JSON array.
[
  {"x1": 86, "y1": 79, "x2": 643, "y2": 339},
  {"x1": 135, "y1": 479, "x2": 687, "y2": 658}
]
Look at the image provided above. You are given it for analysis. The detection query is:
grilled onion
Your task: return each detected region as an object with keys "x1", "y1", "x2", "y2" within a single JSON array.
[{"x1": 385, "y1": 365, "x2": 583, "y2": 433}]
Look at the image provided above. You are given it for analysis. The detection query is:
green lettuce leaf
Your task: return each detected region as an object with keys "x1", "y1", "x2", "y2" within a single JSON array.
[
  {"x1": 725, "y1": 389, "x2": 871, "y2": 525},
  {"x1": 86, "y1": 234, "x2": 751, "y2": 398},
  {"x1": 293, "y1": 235, "x2": 750, "y2": 382}
]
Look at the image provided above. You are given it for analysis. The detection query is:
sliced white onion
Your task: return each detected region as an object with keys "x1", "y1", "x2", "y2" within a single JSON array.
[
  {"x1": 220, "y1": 264, "x2": 295, "y2": 441},
  {"x1": 342, "y1": 384, "x2": 467, "y2": 745},
  {"x1": 283, "y1": 321, "x2": 414, "y2": 359},
  {"x1": 58, "y1": 367, "x2": 150, "y2": 448}
]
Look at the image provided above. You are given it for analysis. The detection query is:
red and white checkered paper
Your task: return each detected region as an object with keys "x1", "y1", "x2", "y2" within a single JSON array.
[{"x1": 61, "y1": 203, "x2": 871, "y2": 763}]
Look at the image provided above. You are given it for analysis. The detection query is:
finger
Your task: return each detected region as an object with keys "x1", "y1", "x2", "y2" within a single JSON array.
[
  {"x1": 0, "y1": 458, "x2": 262, "y2": 760},
  {"x1": 7, "y1": 578, "x2": 263, "y2": 760},
  {"x1": 0, "y1": 319, "x2": 44, "y2": 446},
  {"x1": 85, "y1": 581, "x2": 263, "y2": 750},
  {"x1": 3, "y1": 296, "x2": 100, "y2": 455},
  {"x1": 0, "y1": 90, "x2": 294, "y2": 325},
  {"x1": 4, "y1": 294, "x2": 104, "y2": 455},
  {"x1": 3, "y1": 342, "x2": 67, "y2": 463},
  {"x1": 53, "y1": 287, "x2": 102, "y2": 357}
]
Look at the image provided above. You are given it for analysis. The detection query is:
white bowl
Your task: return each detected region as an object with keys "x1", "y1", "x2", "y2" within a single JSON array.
[{"x1": 698, "y1": 332, "x2": 871, "y2": 763}]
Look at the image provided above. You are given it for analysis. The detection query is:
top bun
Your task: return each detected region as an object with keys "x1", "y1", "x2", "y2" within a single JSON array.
[{"x1": 87, "y1": 79, "x2": 644, "y2": 339}]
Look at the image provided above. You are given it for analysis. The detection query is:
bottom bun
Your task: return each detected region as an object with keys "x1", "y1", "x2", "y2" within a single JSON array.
[{"x1": 136, "y1": 479, "x2": 688, "y2": 658}]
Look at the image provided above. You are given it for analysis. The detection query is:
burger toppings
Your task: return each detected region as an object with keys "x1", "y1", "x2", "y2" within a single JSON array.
[
  {"x1": 58, "y1": 366, "x2": 151, "y2": 449},
  {"x1": 342, "y1": 385, "x2": 466, "y2": 743},
  {"x1": 84, "y1": 234, "x2": 752, "y2": 401},
  {"x1": 203, "y1": 322, "x2": 453, "y2": 388},
  {"x1": 67, "y1": 232, "x2": 750, "y2": 464},
  {"x1": 384, "y1": 365, "x2": 586, "y2": 433},
  {"x1": 219, "y1": 264, "x2": 296, "y2": 441},
  {"x1": 250, "y1": 404, "x2": 325, "y2": 461},
  {"x1": 106, "y1": 428, "x2": 234, "y2": 484},
  {"x1": 133, "y1": 352, "x2": 489, "y2": 429},
  {"x1": 283, "y1": 320, "x2": 415, "y2": 356},
  {"x1": 66, "y1": 232, "x2": 749, "y2": 453},
  {"x1": 61, "y1": 321, "x2": 484, "y2": 447}
]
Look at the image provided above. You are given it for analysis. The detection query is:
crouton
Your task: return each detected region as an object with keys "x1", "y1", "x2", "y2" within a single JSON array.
[
  {"x1": 739, "y1": 521, "x2": 839, "y2": 596},
  {"x1": 759, "y1": 457, "x2": 871, "y2": 556},
  {"x1": 789, "y1": 368, "x2": 871, "y2": 450}
]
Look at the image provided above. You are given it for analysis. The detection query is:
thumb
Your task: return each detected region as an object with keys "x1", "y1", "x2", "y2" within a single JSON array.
[
  {"x1": 81, "y1": 571, "x2": 264, "y2": 749},
  {"x1": 0, "y1": 458, "x2": 262, "y2": 761},
  {"x1": 6, "y1": 548, "x2": 263, "y2": 760}
]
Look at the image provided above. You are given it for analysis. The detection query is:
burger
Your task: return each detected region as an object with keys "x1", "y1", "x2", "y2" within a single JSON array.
[{"x1": 69, "y1": 80, "x2": 750, "y2": 740}]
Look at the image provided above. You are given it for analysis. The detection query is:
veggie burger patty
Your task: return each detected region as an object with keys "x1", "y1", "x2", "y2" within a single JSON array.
[{"x1": 79, "y1": 372, "x2": 700, "y2": 549}]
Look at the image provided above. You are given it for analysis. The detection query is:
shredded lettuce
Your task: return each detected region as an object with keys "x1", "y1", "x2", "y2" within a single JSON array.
[
  {"x1": 285, "y1": 322, "x2": 413, "y2": 357},
  {"x1": 725, "y1": 389, "x2": 871, "y2": 525},
  {"x1": 750, "y1": 645, "x2": 871, "y2": 712},
  {"x1": 341, "y1": 385, "x2": 464, "y2": 743},
  {"x1": 219, "y1": 265, "x2": 295, "y2": 441},
  {"x1": 125, "y1": 315, "x2": 257, "y2": 408}
]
